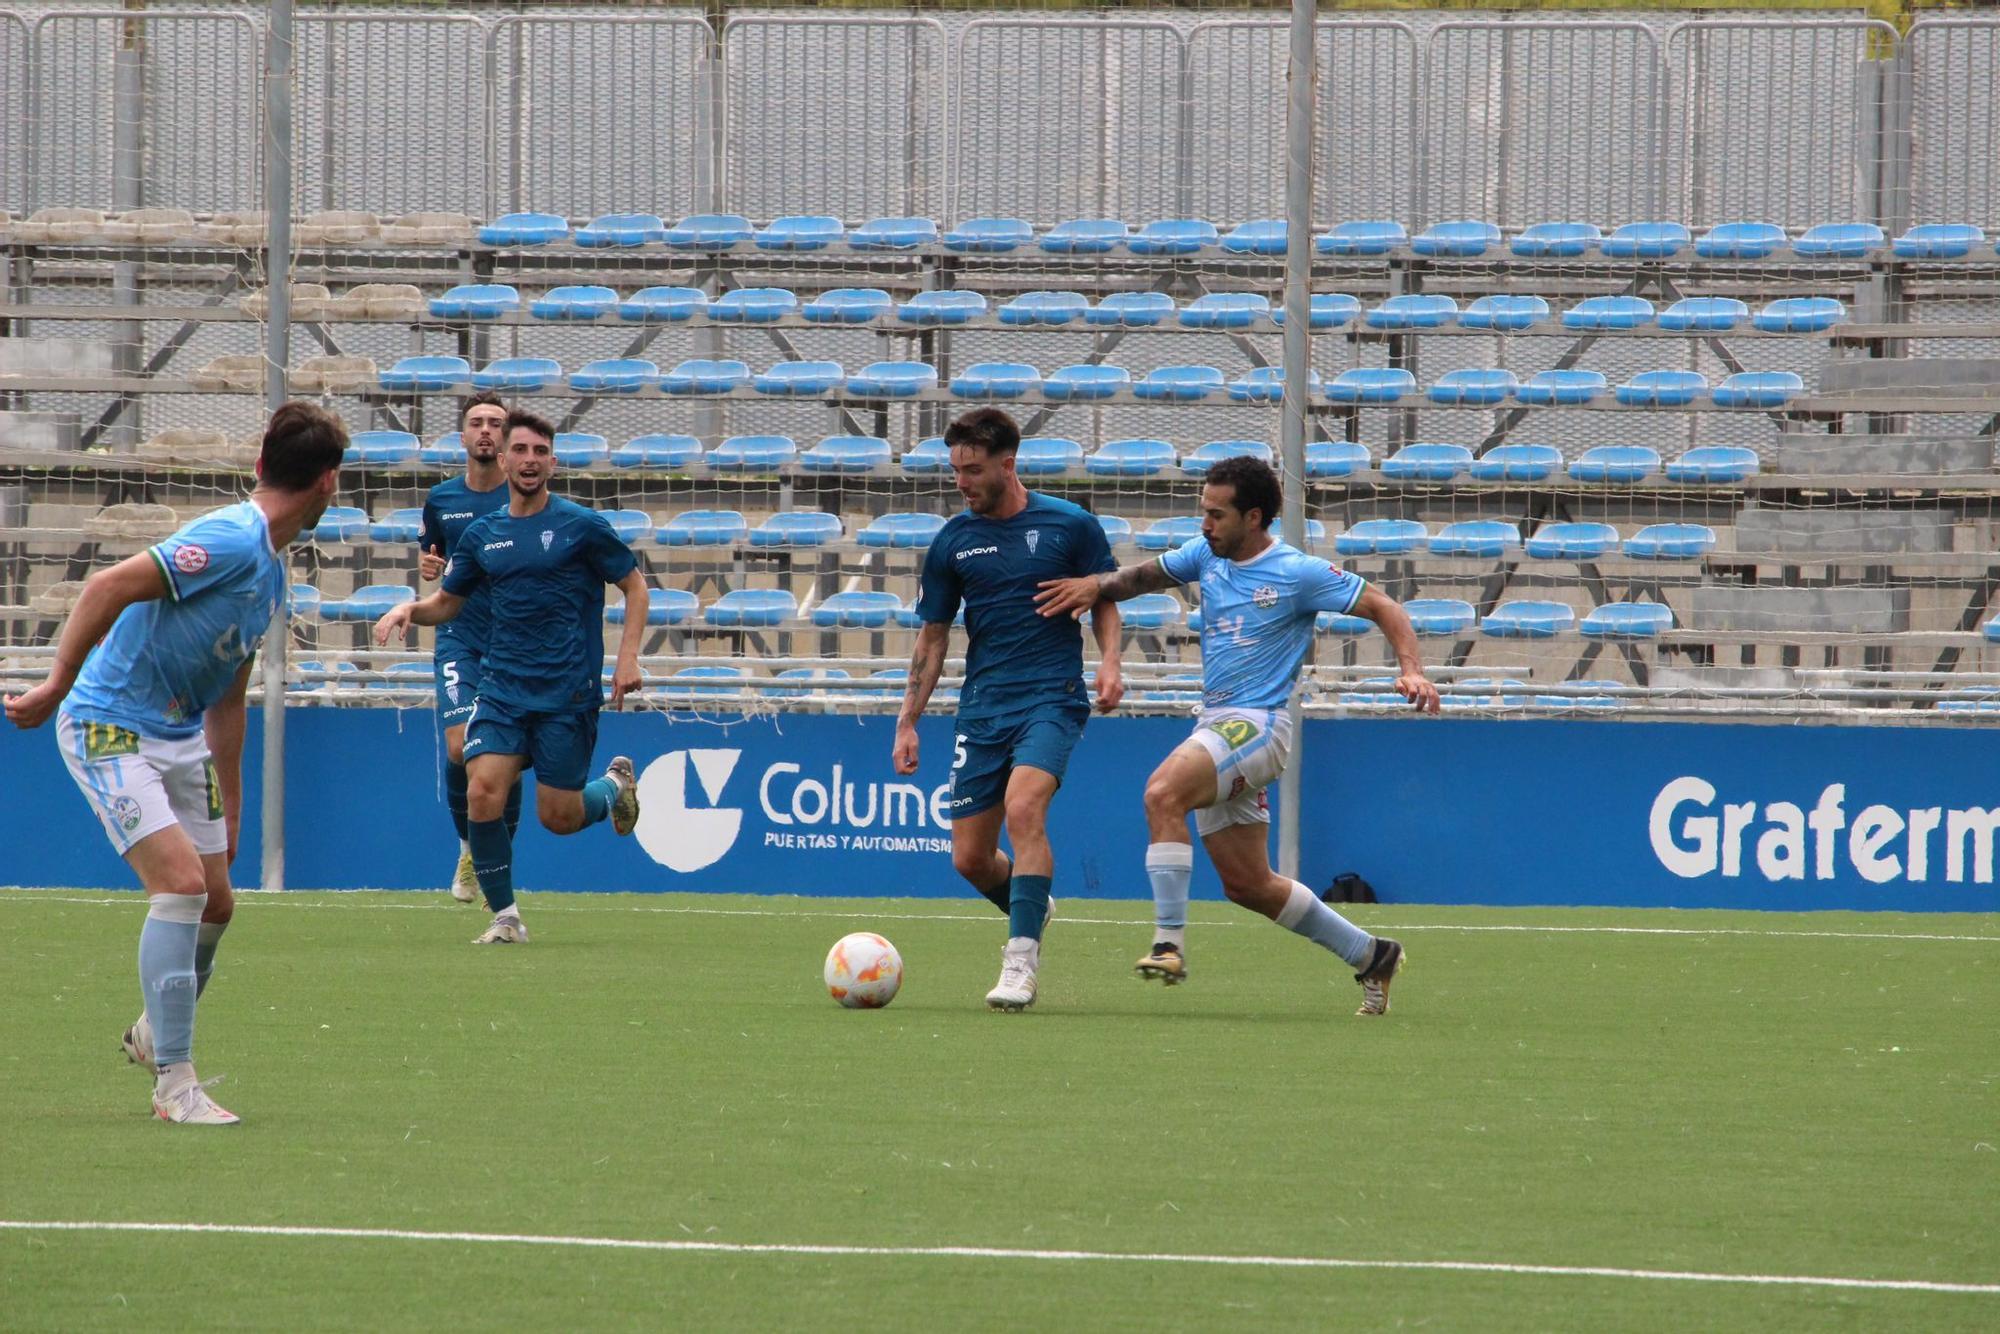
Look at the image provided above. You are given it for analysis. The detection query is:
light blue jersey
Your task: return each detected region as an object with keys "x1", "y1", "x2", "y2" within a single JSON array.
[
  {"x1": 65, "y1": 500, "x2": 286, "y2": 738},
  {"x1": 1159, "y1": 535, "x2": 1366, "y2": 711}
]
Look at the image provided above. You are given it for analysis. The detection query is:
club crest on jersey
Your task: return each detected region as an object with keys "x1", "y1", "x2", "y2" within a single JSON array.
[
  {"x1": 173, "y1": 544, "x2": 209, "y2": 575},
  {"x1": 541, "y1": 530, "x2": 555, "y2": 551},
  {"x1": 1252, "y1": 585, "x2": 1279, "y2": 610},
  {"x1": 1025, "y1": 529, "x2": 1040, "y2": 554}
]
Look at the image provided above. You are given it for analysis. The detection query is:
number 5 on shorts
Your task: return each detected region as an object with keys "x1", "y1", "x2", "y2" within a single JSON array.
[{"x1": 953, "y1": 734, "x2": 968, "y2": 770}]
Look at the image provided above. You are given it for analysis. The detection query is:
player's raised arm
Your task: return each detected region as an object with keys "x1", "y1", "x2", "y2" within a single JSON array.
[
  {"x1": 1034, "y1": 558, "x2": 1179, "y2": 620},
  {"x1": 1351, "y1": 583, "x2": 1440, "y2": 714},
  {"x1": 893, "y1": 621, "x2": 950, "y2": 775},
  {"x1": 607, "y1": 567, "x2": 649, "y2": 709},
  {"x1": 3, "y1": 551, "x2": 169, "y2": 729}
]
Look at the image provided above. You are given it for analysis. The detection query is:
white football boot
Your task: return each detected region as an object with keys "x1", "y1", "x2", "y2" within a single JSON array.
[
  {"x1": 606, "y1": 756, "x2": 640, "y2": 836},
  {"x1": 985, "y1": 937, "x2": 1040, "y2": 1012},
  {"x1": 473, "y1": 913, "x2": 529, "y2": 945},
  {"x1": 121, "y1": 1012, "x2": 155, "y2": 1069},
  {"x1": 153, "y1": 1069, "x2": 240, "y2": 1126},
  {"x1": 449, "y1": 849, "x2": 481, "y2": 904}
]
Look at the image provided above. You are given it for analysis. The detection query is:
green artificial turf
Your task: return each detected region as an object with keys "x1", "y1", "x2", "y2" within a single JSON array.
[{"x1": 0, "y1": 890, "x2": 1994, "y2": 1331}]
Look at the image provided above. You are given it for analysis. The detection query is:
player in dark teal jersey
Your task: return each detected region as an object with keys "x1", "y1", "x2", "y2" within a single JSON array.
[
  {"x1": 894, "y1": 408, "x2": 1124, "y2": 1010},
  {"x1": 376, "y1": 410, "x2": 651, "y2": 944},
  {"x1": 417, "y1": 391, "x2": 519, "y2": 905}
]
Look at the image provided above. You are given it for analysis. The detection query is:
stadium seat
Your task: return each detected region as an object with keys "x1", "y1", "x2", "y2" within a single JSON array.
[
  {"x1": 857, "y1": 512, "x2": 946, "y2": 548},
  {"x1": 664, "y1": 213, "x2": 752, "y2": 250},
  {"x1": 1482, "y1": 601, "x2": 1576, "y2": 638},
  {"x1": 618, "y1": 286, "x2": 707, "y2": 322},
  {"x1": 1623, "y1": 522, "x2": 1717, "y2": 559},
  {"x1": 478, "y1": 212, "x2": 569, "y2": 246},
  {"x1": 1894, "y1": 223, "x2": 1983, "y2": 259},
  {"x1": 1512, "y1": 221, "x2": 1600, "y2": 257},
  {"x1": 812, "y1": 591, "x2": 903, "y2": 629},
  {"x1": 1411, "y1": 220, "x2": 1500, "y2": 257},
  {"x1": 1306, "y1": 440, "x2": 1370, "y2": 478},
  {"x1": 1000, "y1": 291, "x2": 1089, "y2": 326},
  {"x1": 1180, "y1": 293, "x2": 1271, "y2": 329},
  {"x1": 705, "y1": 435, "x2": 795, "y2": 471},
  {"x1": 1366, "y1": 293, "x2": 1457, "y2": 329},
  {"x1": 599, "y1": 509, "x2": 653, "y2": 543},
  {"x1": 1086, "y1": 438, "x2": 1175, "y2": 477},
  {"x1": 1429, "y1": 520, "x2": 1521, "y2": 558},
  {"x1": 419, "y1": 433, "x2": 463, "y2": 466},
  {"x1": 365, "y1": 508, "x2": 423, "y2": 543},
  {"x1": 1327, "y1": 368, "x2": 1416, "y2": 403},
  {"x1": 950, "y1": 363, "x2": 1041, "y2": 399},
  {"x1": 345, "y1": 430, "x2": 420, "y2": 467},
  {"x1": 897, "y1": 290, "x2": 986, "y2": 325},
  {"x1": 670, "y1": 665, "x2": 752, "y2": 697},
  {"x1": 1514, "y1": 369, "x2": 1606, "y2": 406},
  {"x1": 749, "y1": 511, "x2": 842, "y2": 547},
  {"x1": 1428, "y1": 368, "x2": 1517, "y2": 406},
  {"x1": 577, "y1": 213, "x2": 667, "y2": 247},
  {"x1": 1404, "y1": 599, "x2": 1477, "y2": 636},
  {"x1": 1755, "y1": 297, "x2": 1844, "y2": 332},
  {"x1": 849, "y1": 217, "x2": 938, "y2": 250},
  {"x1": 1228, "y1": 367, "x2": 1319, "y2": 402},
  {"x1": 944, "y1": 217, "x2": 1032, "y2": 252},
  {"x1": 752, "y1": 361, "x2": 844, "y2": 396},
  {"x1": 1270, "y1": 293, "x2": 1362, "y2": 329},
  {"x1": 309, "y1": 505, "x2": 372, "y2": 544},
  {"x1": 710, "y1": 288, "x2": 798, "y2": 323},
  {"x1": 1316, "y1": 611, "x2": 1373, "y2": 636},
  {"x1": 894, "y1": 604, "x2": 964, "y2": 630},
  {"x1": 1135, "y1": 366, "x2": 1225, "y2": 401},
  {"x1": 1335, "y1": 518, "x2": 1427, "y2": 555},
  {"x1": 608, "y1": 587, "x2": 698, "y2": 626},
  {"x1": 1659, "y1": 297, "x2": 1750, "y2": 332},
  {"x1": 1582, "y1": 601, "x2": 1673, "y2": 638},
  {"x1": 1017, "y1": 437, "x2": 1083, "y2": 475},
  {"x1": 1040, "y1": 218, "x2": 1128, "y2": 253},
  {"x1": 755, "y1": 215, "x2": 841, "y2": 251},
  {"x1": 1601, "y1": 221, "x2": 1689, "y2": 258},
  {"x1": 1136, "y1": 516, "x2": 1203, "y2": 551},
  {"x1": 474, "y1": 356, "x2": 562, "y2": 391},
  {"x1": 799, "y1": 435, "x2": 890, "y2": 473},
  {"x1": 704, "y1": 589, "x2": 795, "y2": 628},
  {"x1": 1616, "y1": 369, "x2": 1709, "y2": 407},
  {"x1": 289, "y1": 584, "x2": 321, "y2": 619},
  {"x1": 1381, "y1": 442, "x2": 1472, "y2": 480},
  {"x1": 1459, "y1": 294, "x2": 1550, "y2": 331},
  {"x1": 1317, "y1": 219, "x2": 1406, "y2": 255},
  {"x1": 430, "y1": 284, "x2": 519, "y2": 319},
  {"x1": 613, "y1": 434, "x2": 703, "y2": 469},
  {"x1": 767, "y1": 667, "x2": 852, "y2": 699},
  {"x1": 1043, "y1": 365, "x2": 1130, "y2": 400},
  {"x1": 901, "y1": 437, "x2": 950, "y2": 473},
  {"x1": 569, "y1": 359, "x2": 660, "y2": 394},
  {"x1": 1537, "y1": 679, "x2": 1626, "y2": 711},
  {"x1": 802, "y1": 288, "x2": 892, "y2": 324},
  {"x1": 379, "y1": 355, "x2": 470, "y2": 391},
  {"x1": 1984, "y1": 619, "x2": 2000, "y2": 645},
  {"x1": 1468, "y1": 443, "x2": 1562, "y2": 482},
  {"x1": 1220, "y1": 219, "x2": 1287, "y2": 255},
  {"x1": 1129, "y1": 219, "x2": 1217, "y2": 255},
  {"x1": 1446, "y1": 677, "x2": 1532, "y2": 709},
  {"x1": 531, "y1": 285, "x2": 618, "y2": 320},
  {"x1": 1563, "y1": 295, "x2": 1654, "y2": 330},
  {"x1": 661, "y1": 359, "x2": 750, "y2": 394},
  {"x1": 1664, "y1": 445, "x2": 1758, "y2": 484},
  {"x1": 660, "y1": 516, "x2": 748, "y2": 552},
  {"x1": 321, "y1": 583, "x2": 414, "y2": 621},
  {"x1": 553, "y1": 433, "x2": 609, "y2": 468},
  {"x1": 1097, "y1": 514, "x2": 1134, "y2": 548},
  {"x1": 1568, "y1": 445, "x2": 1660, "y2": 483},
  {"x1": 1086, "y1": 291, "x2": 1175, "y2": 328},
  {"x1": 372, "y1": 662, "x2": 435, "y2": 692},
  {"x1": 1713, "y1": 371, "x2": 1804, "y2": 407},
  {"x1": 1792, "y1": 222, "x2": 1884, "y2": 258},
  {"x1": 861, "y1": 669, "x2": 912, "y2": 699},
  {"x1": 848, "y1": 361, "x2": 938, "y2": 397},
  {"x1": 1182, "y1": 440, "x2": 1273, "y2": 475},
  {"x1": 1525, "y1": 521, "x2": 1621, "y2": 560},
  {"x1": 1118, "y1": 593, "x2": 1184, "y2": 630},
  {"x1": 1695, "y1": 221, "x2": 1785, "y2": 259}
]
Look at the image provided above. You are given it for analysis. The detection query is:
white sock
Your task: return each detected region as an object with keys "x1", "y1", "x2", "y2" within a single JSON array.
[
  {"x1": 459, "y1": 838, "x2": 471, "y2": 857},
  {"x1": 1004, "y1": 936, "x2": 1040, "y2": 968},
  {"x1": 1146, "y1": 842, "x2": 1194, "y2": 949},
  {"x1": 1274, "y1": 881, "x2": 1374, "y2": 968}
]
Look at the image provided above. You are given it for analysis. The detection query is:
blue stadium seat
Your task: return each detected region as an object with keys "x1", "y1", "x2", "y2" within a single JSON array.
[
  {"x1": 1381, "y1": 442, "x2": 1471, "y2": 480},
  {"x1": 951, "y1": 363, "x2": 1041, "y2": 399},
  {"x1": 1755, "y1": 297, "x2": 1845, "y2": 332},
  {"x1": 1601, "y1": 221, "x2": 1689, "y2": 258},
  {"x1": 661, "y1": 359, "x2": 750, "y2": 394},
  {"x1": 321, "y1": 583, "x2": 414, "y2": 621},
  {"x1": 1335, "y1": 518, "x2": 1427, "y2": 555},
  {"x1": 379, "y1": 355, "x2": 470, "y2": 391},
  {"x1": 1428, "y1": 368, "x2": 1517, "y2": 406},
  {"x1": 1135, "y1": 366, "x2": 1225, "y2": 401},
  {"x1": 553, "y1": 432, "x2": 609, "y2": 468},
  {"x1": 1514, "y1": 369, "x2": 1607, "y2": 406},
  {"x1": 1616, "y1": 370, "x2": 1708, "y2": 407},
  {"x1": 897, "y1": 290, "x2": 986, "y2": 325},
  {"x1": 1537, "y1": 679, "x2": 1627, "y2": 711},
  {"x1": 345, "y1": 430, "x2": 420, "y2": 467},
  {"x1": 1430, "y1": 520, "x2": 1521, "y2": 558},
  {"x1": 1129, "y1": 219, "x2": 1217, "y2": 255},
  {"x1": 749, "y1": 512, "x2": 842, "y2": 547},
  {"x1": 1512, "y1": 221, "x2": 1601, "y2": 257},
  {"x1": 1938, "y1": 687, "x2": 2000, "y2": 713},
  {"x1": 1459, "y1": 294, "x2": 1550, "y2": 331},
  {"x1": 1000, "y1": 291, "x2": 1089, "y2": 327},
  {"x1": 367, "y1": 507, "x2": 424, "y2": 543},
  {"x1": 618, "y1": 286, "x2": 706, "y2": 322},
  {"x1": 1306, "y1": 440, "x2": 1371, "y2": 478},
  {"x1": 799, "y1": 435, "x2": 890, "y2": 473},
  {"x1": 1664, "y1": 445, "x2": 1758, "y2": 484},
  {"x1": 373, "y1": 662, "x2": 435, "y2": 692},
  {"x1": 1270, "y1": 293, "x2": 1362, "y2": 329},
  {"x1": 419, "y1": 433, "x2": 463, "y2": 466},
  {"x1": 847, "y1": 361, "x2": 938, "y2": 397},
  {"x1": 1895, "y1": 223, "x2": 1983, "y2": 259},
  {"x1": 704, "y1": 590, "x2": 797, "y2": 628},
  {"x1": 578, "y1": 213, "x2": 667, "y2": 247},
  {"x1": 1793, "y1": 222, "x2": 1884, "y2": 258},
  {"x1": 1316, "y1": 611, "x2": 1373, "y2": 636},
  {"x1": 1713, "y1": 371, "x2": 1804, "y2": 408},
  {"x1": 1446, "y1": 677, "x2": 1532, "y2": 709},
  {"x1": 812, "y1": 591, "x2": 903, "y2": 629},
  {"x1": 861, "y1": 669, "x2": 911, "y2": 699},
  {"x1": 710, "y1": 288, "x2": 798, "y2": 323},
  {"x1": 1043, "y1": 365, "x2": 1130, "y2": 400},
  {"x1": 802, "y1": 288, "x2": 892, "y2": 324},
  {"x1": 1404, "y1": 599, "x2": 1477, "y2": 636},
  {"x1": 767, "y1": 667, "x2": 852, "y2": 699},
  {"x1": 1582, "y1": 602, "x2": 1673, "y2": 638},
  {"x1": 612, "y1": 434, "x2": 703, "y2": 469},
  {"x1": 1136, "y1": 516, "x2": 1203, "y2": 551},
  {"x1": 1180, "y1": 293, "x2": 1271, "y2": 329},
  {"x1": 1468, "y1": 443, "x2": 1562, "y2": 482},
  {"x1": 1525, "y1": 521, "x2": 1620, "y2": 560},
  {"x1": 531, "y1": 285, "x2": 618, "y2": 320},
  {"x1": 1182, "y1": 440, "x2": 1272, "y2": 475},
  {"x1": 1659, "y1": 296, "x2": 1749, "y2": 331},
  {"x1": 1366, "y1": 293, "x2": 1457, "y2": 329},
  {"x1": 1317, "y1": 220, "x2": 1406, "y2": 255},
  {"x1": 1086, "y1": 438, "x2": 1175, "y2": 477},
  {"x1": 430, "y1": 283, "x2": 519, "y2": 319},
  {"x1": 608, "y1": 588, "x2": 698, "y2": 626},
  {"x1": 705, "y1": 435, "x2": 795, "y2": 471},
  {"x1": 1087, "y1": 291, "x2": 1176, "y2": 328},
  {"x1": 1623, "y1": 522, "x2": 1717, "y2": 559},
  {"x1": 1220, "y1": 219, "x2": 1288, "y2": 255},
  {"x1": 756, "y1": 215, "x2": 842, "y2": 251},
  {"x1": 1040, "y1": 218, "x2": 1128, "y2": 253},
  {"x1": 752, "y1": 361, "x2": 844, "y2": 396},
  {"x1": 1411, "y1": 220, "x2": 1500, "y2": 257},
  {"x1": 1984, "y1": 619, "x2": 2000, "y2": 644},
  {"x1": 901, "y1": 437, "x2": 949, "y2": 474},
  {"x1": 1118, "y1": 593, "x2": 1184, "y2": 630},
  {"x1": 289, "y1": 584, "x2": 321, "y2": 619},
  {"x1": 474, "y1": 356, "x2": 562, "y2": 391},
  {"x1": 1228, "y1": 367, "x2": 1319, "y2": 402},
  {"x1": 664, "y1": 213, "x2": 752, "y2": 250},
  {"x1": 857, "y1": 512, "x2": 946, "y2": 549},
  {"x1": 478, "y1": 212, "x2": 568, "y2": 246},
  {"x1": 670, "y1": 665, "x2": 751, "y2": 697},
  {"x1": 601, "y1": 509, "x2": 653, "y2": 543},
  {"x1": 1327, "y1": 368, "x2": 1416, "y2": 403},
  {"x1": 849, "y1": 217, "x2": 938, "y2": 250},
  {"x1": 1568, "y1": 445, "x2": 1660, "y2": 482},
  {"x1": 1017, "y1": 437, "x2": 1083, "y2": 475},
  {"x1": 309, "y1": 506, "x2": 368, "y2": 542},
  {"x1": 1481, "y1": 601, "x2": 1574, "y2": 638},
  {"x1": 894, "y1": 605, "x2": 964, "y2": 630},
  {"x1": 1097, "y1": 514, "x2": 1134, "y2": 548},
  {"x1": 1696, "y1": 221, "x2": 1785, "y2": 259},
  {"x1": 1563, "y1": 295, "x2": 1655, "y2": 330},
  {"x1": 568, "y1": 358, "x2": 660, "y2": 394},
  {"x1": 944, "y1": 217, "x2": 1032, "y2": 252},
  {"x1": 657, "y1": 510, "x2": 747, "y2": 547}
]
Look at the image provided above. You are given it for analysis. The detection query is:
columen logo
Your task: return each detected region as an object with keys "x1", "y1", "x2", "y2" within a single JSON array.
[{"x1": 636, "y1": 749, "x2": 744, "y2": 873}]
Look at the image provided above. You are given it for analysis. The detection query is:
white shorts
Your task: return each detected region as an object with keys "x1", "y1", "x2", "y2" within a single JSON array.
[
  {"x1": 57, "y1": 712, "x2": 227, "y2": 858},
  {"x1": 1185, "y1": 706, "x2": 1293, "y2": 837}
]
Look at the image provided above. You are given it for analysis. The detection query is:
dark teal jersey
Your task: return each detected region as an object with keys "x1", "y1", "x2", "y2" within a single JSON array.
[{"x1": 419, "y1": 475, "x2": 510, "y2": 652}]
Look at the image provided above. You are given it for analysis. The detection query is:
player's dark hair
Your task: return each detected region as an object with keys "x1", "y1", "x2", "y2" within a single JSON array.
[
  {"x1": 943, "y1": 407, "x2": 1020, "y2": 456},
  {"x1": 461, "y1": 390, "x2": 507, "y2": 423},
  {"x1": 1206, "y1": 455, "x2": 1282, "y2": 530},
  {"x1": 505, "y1": 408, "x2": 556, "y2": 444},
  {"x1": 257, "y1": 401, "x2": 347, "y2": 491}
]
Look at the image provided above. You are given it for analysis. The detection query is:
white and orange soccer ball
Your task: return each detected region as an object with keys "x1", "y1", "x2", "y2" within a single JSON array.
[{"x1": 824, "y1": 932, "x2": 903, "y2": 1009}]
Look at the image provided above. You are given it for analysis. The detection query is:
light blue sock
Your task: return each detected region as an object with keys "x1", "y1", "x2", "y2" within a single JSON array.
[
  {"x1": 469, "y1": 817, "x2": 515, "y2": 914},
  {"x1": 139, "y1": 893, "x2": 205, "y2": 1069},
  {"x1": 1146, "y1": 842, "x2": 1193, "y2": 948},
  {"x1": 580, "y1": 776, "x2": 617, "y2": 828},
  {"x1": 1275, "y1": 881, "x2": 1373, "y2": 968},
  {"x1": 1008, "y1": 873, "x2": 1052, "y2": 941}
]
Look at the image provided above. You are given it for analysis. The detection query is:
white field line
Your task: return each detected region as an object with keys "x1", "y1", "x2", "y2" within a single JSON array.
[
  {"x1": 0, "y1": 891, "x2": 1997, "y2": 943},
  {"x1": 0, "y1": 1220, "x2": 1992, "y2": 1297}
]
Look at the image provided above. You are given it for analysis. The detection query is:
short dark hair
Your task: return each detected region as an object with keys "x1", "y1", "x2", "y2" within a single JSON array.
[
  {"x1": 1205, "y1": 455, "x2": 1282, "y2": 530},
  {"x1": 505, "y1": 408, "x2": 556, "y2": 443},
  {"x1": 461, "y1": 390, "x2": 507, "y2": 424},
  {"x1": 258, "y1": 402, "x2": 347, "y2": 491},
  {"x1": 943, "y1": 407, "x2": 1020, "y2": 456}
]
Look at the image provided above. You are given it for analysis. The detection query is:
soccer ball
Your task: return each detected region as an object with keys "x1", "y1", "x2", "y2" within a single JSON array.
[{"x1": 824, "y1": 932, "x2": 903, "y2": 1009}]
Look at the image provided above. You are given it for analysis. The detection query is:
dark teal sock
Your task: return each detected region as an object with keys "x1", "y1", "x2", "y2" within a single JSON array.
[
  {"x1": 503, "y1": 778, "x2": 523, "y2": 840},
  {"x1": 580, "y1": 776, "x2": 616, "y2": 828},
  {"x1": 445, "y1": 761, "x2": 470, "y2": 842},
  {"x1": 468, "y1": 817, "x2": 515, "y2": 913},
  {"x1": 1009, "y1": 874, "x2": 1052, "y2": 940},
  {"x1": 978, "y1": 878, "x2": 1010, "y2": 914}
]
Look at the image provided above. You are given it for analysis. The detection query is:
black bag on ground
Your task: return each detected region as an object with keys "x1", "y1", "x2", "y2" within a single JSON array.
[{"x1": 1324, "y1": 873, "x2": 1378, "y2": 904}]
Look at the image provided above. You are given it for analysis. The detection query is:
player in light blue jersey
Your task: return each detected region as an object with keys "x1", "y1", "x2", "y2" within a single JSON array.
[
  {"x1": 1037, "y1": 455, "x2": 1439, "y2": 1015},
  {"x1": 5, "y1": 403, "x2": 347, "y2": 1123}
]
